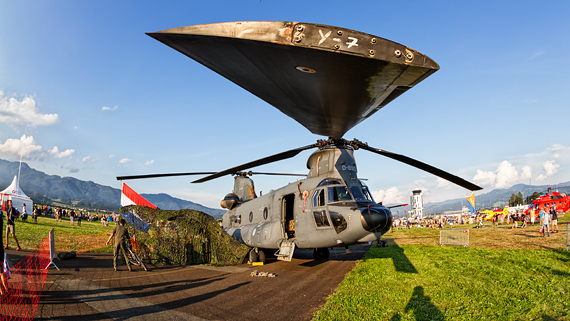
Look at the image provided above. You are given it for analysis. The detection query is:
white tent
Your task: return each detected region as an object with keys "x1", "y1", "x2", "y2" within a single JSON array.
[{"x1": 1, "y1": 175, "x2": 33, "y2": 215}]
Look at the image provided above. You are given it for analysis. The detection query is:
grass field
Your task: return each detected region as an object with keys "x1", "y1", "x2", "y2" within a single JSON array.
[
  {"x1": 2, "y1": 215, "x2": 114, "y2": 253},
  {"x1": 314, "y1": 216, "x2": 570, "y2": 321}
]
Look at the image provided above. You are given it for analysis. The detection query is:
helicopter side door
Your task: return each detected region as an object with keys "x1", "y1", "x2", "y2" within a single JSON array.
[{"x1": 282, "y1": 193, "x2": 296, "y2": 239}]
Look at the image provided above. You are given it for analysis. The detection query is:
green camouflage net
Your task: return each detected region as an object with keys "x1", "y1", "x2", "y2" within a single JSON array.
[{"x1": 120, "y1": 205, "x2": 249, "y2": 266}]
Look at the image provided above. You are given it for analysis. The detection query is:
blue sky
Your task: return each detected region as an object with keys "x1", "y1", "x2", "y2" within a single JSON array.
[{"x1": 1, "y1": 1, "x2": 569, "y2": 208}]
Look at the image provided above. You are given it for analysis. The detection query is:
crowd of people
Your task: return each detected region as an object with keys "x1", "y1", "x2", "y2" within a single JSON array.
[{"x1": 391, "y1": 206, "x2": 562, "y2": 237}]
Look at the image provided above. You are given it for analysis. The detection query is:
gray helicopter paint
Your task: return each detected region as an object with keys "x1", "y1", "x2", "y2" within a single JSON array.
[{"x1": 222, "y1": 146, "x2": 391, "y2": 250}]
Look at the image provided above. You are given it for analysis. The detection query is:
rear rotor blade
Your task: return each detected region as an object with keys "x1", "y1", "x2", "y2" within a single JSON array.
[
  {"x1": 117, "y1": 172, "x2": 216, "y2": 181},
  {"x1": 192, "y1": 143, "x2": 319, "y2": 183},
  {"x1": 354, "y1": 142, "x2": 482, "y2": 191}
]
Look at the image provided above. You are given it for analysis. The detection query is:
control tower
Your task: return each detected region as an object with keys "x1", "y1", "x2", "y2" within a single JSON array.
[{"x1": 410, "y1": 190, "x2": 423, "y2": 219}]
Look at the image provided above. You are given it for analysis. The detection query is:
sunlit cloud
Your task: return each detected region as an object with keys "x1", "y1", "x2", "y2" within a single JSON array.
[
  {"x1": 144, "y1": 160, "x2": 154, "y2": 166},
  {"x1": 0, "y1": 91, "x2": 58, "y2": 126},
  {"x1": 537, "y1": 160, "x2": 559, "y2": 181},
  {"x1": 49, "y1": 146, "x2": 75, "y2": 159},
  {"x1": 371, "y1": 186, "x2": 406, "y2": 204},
  {"x1": 0, "y1": 135, "x2": 42, "y2": 158},
  {"x1": 119, "y1": 158, "x2": 131, "y2": 164},
  {"x1": 102, "y1": 106, "x2": 118, "y2": 111},
  {"x1": 82, "y1": 156, "x2": 91, "y2": 163}
]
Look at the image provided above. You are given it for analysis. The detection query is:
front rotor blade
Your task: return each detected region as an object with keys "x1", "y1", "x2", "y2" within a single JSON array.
[
  {"x1": 356, "y1": 143, "x2": 482, "y2": 191},
  {"x1": 117, "y1": 172, "x2": 216, "y2": 181},
  {"x1": 192, "y1": 143, "x2": 319, "y2": 183}
]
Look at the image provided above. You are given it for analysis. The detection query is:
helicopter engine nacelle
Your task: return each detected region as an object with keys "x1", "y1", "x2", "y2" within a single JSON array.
[{"x1": 220, "y1": 193, "x2": 241, "y2": 210}]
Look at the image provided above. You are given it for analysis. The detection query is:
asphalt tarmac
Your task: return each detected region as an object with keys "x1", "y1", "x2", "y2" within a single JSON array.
[{"x1": 5, "y1": 244, "x2": 371, "y2": 320}]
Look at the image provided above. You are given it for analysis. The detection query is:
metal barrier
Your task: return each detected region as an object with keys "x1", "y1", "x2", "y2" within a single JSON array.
[{"x1": 440, "y1": 228, "x2": 469, "y2": 247}]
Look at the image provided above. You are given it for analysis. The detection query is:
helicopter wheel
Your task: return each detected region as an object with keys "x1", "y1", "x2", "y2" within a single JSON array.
[
  {"x1": 258, "y1": 250, "x2": 266, "y2": 264},
  {"x1": 313, "y1": 248, "x2": 329, "y2": 260},
  {"x1": 249, "y1": 249, "x2": 259, "y2": 264}
]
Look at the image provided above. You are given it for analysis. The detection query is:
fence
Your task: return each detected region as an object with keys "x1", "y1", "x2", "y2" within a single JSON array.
[{"x1": 440, "y1": 228, "x2": 469, "y2": 247}]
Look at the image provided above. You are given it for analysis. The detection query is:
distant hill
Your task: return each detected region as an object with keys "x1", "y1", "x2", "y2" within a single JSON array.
[
  {"x1": 424, "y1": 182, "x2": 570, "y2": 214},
  {"x1": 0, "y1": 159, "x2": 225, "y2": 219}
]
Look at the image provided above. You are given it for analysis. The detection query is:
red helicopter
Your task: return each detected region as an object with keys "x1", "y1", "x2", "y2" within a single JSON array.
[{"x1": 526, "y1": 186, "x2": 570, "y2": 214}]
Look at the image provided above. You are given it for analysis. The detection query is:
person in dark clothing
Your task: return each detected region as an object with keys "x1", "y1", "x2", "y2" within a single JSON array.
[
  {"x1": 106, "y1": 218, "x2": 131, "y2": 271},
  {"x1": 550, "y1": 207, "x2": 558, "y2": 233},
  {"x1": 5, "y1": 200, "x2": 21, "y2": 251}
]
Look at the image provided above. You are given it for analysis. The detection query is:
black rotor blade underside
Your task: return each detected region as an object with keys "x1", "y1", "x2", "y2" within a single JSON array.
[
  {"x1": 192, "y1": 143, "x2": 319, "y2": 183},
  {"x1": 117, "y1": 172, "x2": 216, "y2": 181},
  {"x1": 356, "y1": 143, "x2": 482, "y2": 191},
  {"x1": 147, "y1": 21, "x2": 439, "y2": 139}
]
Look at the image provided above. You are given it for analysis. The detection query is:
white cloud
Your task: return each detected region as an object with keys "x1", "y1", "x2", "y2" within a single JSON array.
[
  {"x1": 495, "y1": 161, "x2": 520, "y2": 188},
  {"x1": 119, "y1": 158, "x2": 131, "y2": 164},
  {"x1": 144, "y1": 160, "x2": 154, "y2": 166},
  {"x1": 0, "y1": 91, "x2": 58, "y2": 126},
  {"x1": 520, "y1": 165, "x2": 532, "y2": 181},
  {"x1": 82, "y1": 156, "x2": 91, "y2": 163},
  {"x1": 0, "y1": 135, "x2": 42, "y2": 158},
  {"x1": 109, "y1": 154, "x2": 115, "y2": 158},
  {"x1": 49, "y1": 146, "x2": 75, "y2": 159},
  {"x1": 537, "y1": 160, "x2": 559, "y2": 181},
  {"x1": 102, "y1": 106, "x2": 118, "y2": 111},
  {"x1": 473, "y1": 169, "x2": 496, "y2": 187},
  {"x1": 371, "y1": 186, "x2": 406, "y2": 204},
  {"x1": 436, "y1": 177, "x2": 450, "y2": 189}
]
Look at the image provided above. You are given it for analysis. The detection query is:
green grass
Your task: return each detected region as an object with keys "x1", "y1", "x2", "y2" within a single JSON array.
[
  {"x1": 314, "y1": 244, "x2": 570, "y2": 320},
  {"x1": 2, "y1": 215, "x2": 114, "y2": 253}
]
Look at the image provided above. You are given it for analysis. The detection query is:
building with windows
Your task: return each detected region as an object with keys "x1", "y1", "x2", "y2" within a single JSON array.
[{"x1": 410, "y1": 189, "x2": 423, "y2": 219}]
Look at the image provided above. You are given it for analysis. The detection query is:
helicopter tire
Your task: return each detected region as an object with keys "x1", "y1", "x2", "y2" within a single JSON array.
[
  {"x1": 313, "y1": 248, "x2": 329, "y2": 260},
  {"x1": 249, "y1": 249, "x2": 259, "y2": 264},
  {"x1": 258, "y1": 250, "x2": 266, "y2": 263}
]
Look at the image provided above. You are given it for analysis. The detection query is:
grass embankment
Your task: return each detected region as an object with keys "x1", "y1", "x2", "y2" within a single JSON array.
[
  {"x1": 2, "y1": 215, "x2": 114, "y2": 253},
  {"x1": 315, "y1": 217, "x2": 570, "y2": 320}
]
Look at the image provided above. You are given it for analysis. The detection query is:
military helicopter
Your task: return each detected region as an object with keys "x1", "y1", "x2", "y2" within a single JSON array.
[{"x1": 118, "y1": 21, "x2": 482, "y2": 263}]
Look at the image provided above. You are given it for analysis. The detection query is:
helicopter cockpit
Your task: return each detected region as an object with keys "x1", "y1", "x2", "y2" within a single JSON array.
[{"x1": 315, "y1": 178, "x2": 374, "y2": 204}]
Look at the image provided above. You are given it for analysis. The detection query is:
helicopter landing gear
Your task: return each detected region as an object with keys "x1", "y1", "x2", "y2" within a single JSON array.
[
  {"x1": 313, "y1": 248, "x2": 329, "y2": 260},
  {"x1": 249, "y1": 248, "x2": 266, "y2": 264}
]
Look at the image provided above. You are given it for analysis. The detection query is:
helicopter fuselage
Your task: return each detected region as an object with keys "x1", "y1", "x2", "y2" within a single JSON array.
[{"x1": 221, "y1": 146, "x2": 392, "y2": 250}]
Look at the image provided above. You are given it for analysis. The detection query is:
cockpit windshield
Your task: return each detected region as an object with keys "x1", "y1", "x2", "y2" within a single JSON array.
[
  {"x1": 319, "y1": 178, "x2": 370, "y2": 203},
  {"x1": 360, "y1": 182, "x2": 375, "y2": 203}
]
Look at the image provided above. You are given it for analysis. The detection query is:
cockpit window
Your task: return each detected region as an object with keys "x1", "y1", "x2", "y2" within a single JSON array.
[
  {"x1": 361, "y1": 183, "x2": 375, "y2": 202},
  {"x1": 313, "y1": 189, "x2": 326, "y2": 207},
  {"x1": 317, "y1": 179, "x2": 343, "y2": 187},
  {"x1": 328, "y1": 186, "x2": 352, "y2": 202}
]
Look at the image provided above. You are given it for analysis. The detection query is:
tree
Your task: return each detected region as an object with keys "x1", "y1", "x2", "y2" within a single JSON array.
[
  {"x1": 516, "y1": 192, "x2": 524, "y2": 206},
  {"x1": 509, "y1": 193, "x2": 517, "y2": 207},
  {"x1": 525, "y1": 192, "x2": 542, "y2": 204}
]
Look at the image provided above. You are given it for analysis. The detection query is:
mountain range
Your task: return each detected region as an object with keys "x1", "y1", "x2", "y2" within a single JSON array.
[
  {"x1": 0, "y1": 159, "x2": 225, "y2": 219},
  {"x1": 1, "y1": 158, "x2": 568, "y2": 218}
]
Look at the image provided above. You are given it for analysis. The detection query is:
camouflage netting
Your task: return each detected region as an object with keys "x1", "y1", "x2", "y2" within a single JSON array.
[{"x1": 120, "y1": 205, "x2": 250, "y2": 266}]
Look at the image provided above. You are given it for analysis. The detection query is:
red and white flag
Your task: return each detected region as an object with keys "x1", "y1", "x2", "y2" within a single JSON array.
[{"x1": 120, "y1": 182, "x2": 157, "y2": 209}]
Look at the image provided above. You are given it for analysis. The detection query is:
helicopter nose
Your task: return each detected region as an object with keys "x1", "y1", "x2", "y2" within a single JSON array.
[{"x1": 360, "y1": 206, "x2": 392, "y2": 233}]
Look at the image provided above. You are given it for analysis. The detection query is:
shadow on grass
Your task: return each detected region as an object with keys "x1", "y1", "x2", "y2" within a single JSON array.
[
  {"x1": 389, "y1": 286, "x2": 445, "y2": 321},
  {"x1": 370, "y1": 243, "x2": 417, "y2": 273}
]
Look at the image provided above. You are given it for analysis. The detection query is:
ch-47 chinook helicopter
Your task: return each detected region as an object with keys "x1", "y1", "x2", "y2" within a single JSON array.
[{"x1": 117, "y1": 21, "x2": 482, "y2": 263}]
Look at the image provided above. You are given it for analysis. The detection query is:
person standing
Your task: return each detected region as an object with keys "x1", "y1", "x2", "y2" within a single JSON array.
[
  {"x1": 105, "y1": 218, "x2": 132, "y2": 271},
  {"x1": 550, "y1": 207, "x2": 558, "y2": 233},
  {"x1": 5, "y1": 200, "x2": 21, "y2": 251},
  {"x1": 542, "y1": 208, "x2": 551, "y2": 237},
  {"x1": 529, "y1": 208, "x2": 535, "y2": 225}
]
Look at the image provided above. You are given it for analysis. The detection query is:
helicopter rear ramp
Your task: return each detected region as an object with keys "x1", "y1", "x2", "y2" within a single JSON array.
[{"x1": 148, "y1": 21, "x2": 439, "y2": 139}]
